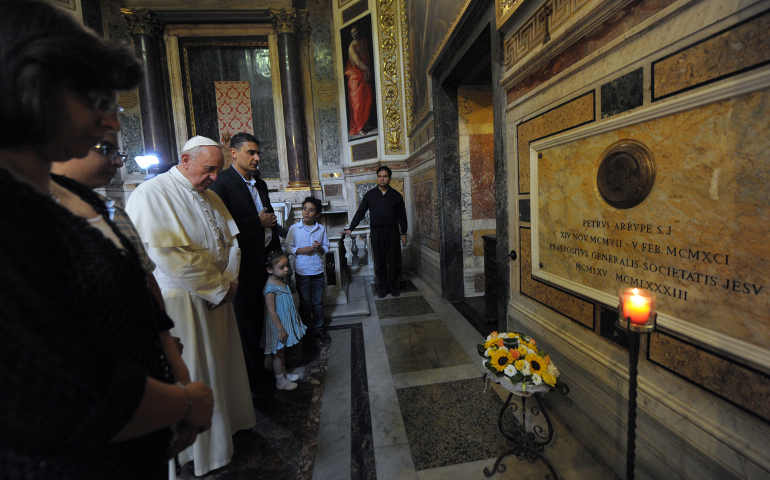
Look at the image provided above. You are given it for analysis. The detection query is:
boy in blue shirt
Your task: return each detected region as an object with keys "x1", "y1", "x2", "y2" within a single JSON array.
[{"x1": 288, "y1": 197, "x2": 330, "y2": 342}]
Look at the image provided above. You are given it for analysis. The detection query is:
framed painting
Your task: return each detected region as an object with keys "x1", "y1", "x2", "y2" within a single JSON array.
[{"x1": 341, "y1": 15, "x2": 378, "y2": 141}]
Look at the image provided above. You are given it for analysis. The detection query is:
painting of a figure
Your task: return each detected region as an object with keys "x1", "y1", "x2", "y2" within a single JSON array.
[
  {"x1": 341, "y1": 15, "x2": 377, "y2": 140},
  {"x1": 407, "y1": 0, "x2": 466, "y2": 131}
]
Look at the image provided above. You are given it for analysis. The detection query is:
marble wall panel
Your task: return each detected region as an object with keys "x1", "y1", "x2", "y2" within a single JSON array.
[
  {"x1": 459, "y1": 87, "x2": 495, "y2": 296},
  {"x1": 601, "y1": 68, "x2": 643, "y2": 118},
  {"x1": 649, "y1": 332, "x2": 770, "y2": 422},
  {"x1": 536, "y1": 88, "x2": 770, "y2": 349},
  {"x1": 653, "y1": 10, "x2": 770, "y2": 101},
  {"x1": 118, "y1": 112, "x2": 145, "y2": 175},
  {"x1": 517, "y1": 91, "x2": 595, "y2": 193},
  {"x1": 470, "y1": 133, "x2": 495, "y2": 219},
  {"x1": 473, "y1": 229, "x2": 497, "y2": 257},
  {"x1": 309, "y1": 0, "x2": 343, "y2": 169},
  {"x1": 520, "y1": 227, "x2": 595, "y2": 328},
  {"x1": 412, "y1": 168, "x2": 439, "y2": 251}
]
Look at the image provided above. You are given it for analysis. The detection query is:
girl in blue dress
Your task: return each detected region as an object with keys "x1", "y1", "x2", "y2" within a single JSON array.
[{"x1": 264, "y1": 250, "x2": 307, "y2": 390}]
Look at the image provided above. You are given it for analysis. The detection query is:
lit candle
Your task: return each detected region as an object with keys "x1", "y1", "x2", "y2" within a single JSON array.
[{"x1": 621, "y1": 288, "x2": 652, "y2": 325}]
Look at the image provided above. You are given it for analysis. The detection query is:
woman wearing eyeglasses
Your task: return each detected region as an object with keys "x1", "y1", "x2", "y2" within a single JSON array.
[{"x1": 0, "y1": 2, "x2": 213, "y2": 478}]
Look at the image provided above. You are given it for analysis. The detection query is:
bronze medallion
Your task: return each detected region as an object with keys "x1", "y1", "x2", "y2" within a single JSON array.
[{"x1": 597, "y1": 140, "x2": 655, "y2": 209}]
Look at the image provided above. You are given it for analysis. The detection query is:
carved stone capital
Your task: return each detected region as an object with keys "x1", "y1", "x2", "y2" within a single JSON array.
[
  {"x1": 270, "y1": 8, "x2": 298, "y2": 34},
  {"x1": 120, "y1": 8, "x2": 162, "y2": 37}
]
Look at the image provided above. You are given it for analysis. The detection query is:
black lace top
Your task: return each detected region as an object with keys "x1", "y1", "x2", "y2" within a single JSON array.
[{"x1": 0, "y1": 169, "x2": 174, "y2": 479}]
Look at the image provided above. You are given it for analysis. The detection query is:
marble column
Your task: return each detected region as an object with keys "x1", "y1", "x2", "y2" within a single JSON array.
[
  {"x1": 121, "y1": 8, "x2": 173, "y2": 171},
  {"x1": 271, "y1": 8, "x2": 310, "y2": 189}
]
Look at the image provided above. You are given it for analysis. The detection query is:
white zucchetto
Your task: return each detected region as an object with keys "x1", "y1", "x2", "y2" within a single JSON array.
[{"x1": 181, "y1": 135, "x2": 220, "y2": 153}]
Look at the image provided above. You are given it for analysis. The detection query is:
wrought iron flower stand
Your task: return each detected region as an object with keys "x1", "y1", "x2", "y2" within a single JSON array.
[{"x1": 484, "y1": 383, "x2": 569, "y2": 479}]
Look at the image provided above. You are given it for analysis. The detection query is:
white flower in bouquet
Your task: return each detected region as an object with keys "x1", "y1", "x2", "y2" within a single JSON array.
[
  {"x1": 484, "y1": 347, "x2": 493, "y2": 357},
  {"x1": 504, "y1": 364, "x2": 517, "y2": 377},
  {"x1": 519, "y1": 361, "x2": 531, "y2": 376},
  {"x1": 547, "y1": 362, "x2": 559, "y2": 377},
  {"x1": 531, "y1": 373, "x2": 542, "y2": 385}
]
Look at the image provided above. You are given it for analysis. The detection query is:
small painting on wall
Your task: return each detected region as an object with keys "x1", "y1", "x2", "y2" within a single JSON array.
[{"x1": 341, "y1": 15, "x2": 378, "y2": 141}]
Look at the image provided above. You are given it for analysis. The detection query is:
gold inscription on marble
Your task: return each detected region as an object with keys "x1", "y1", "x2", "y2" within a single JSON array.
[
  {"x1": 536, "y1": 89, "x2": 770, "y2": 349},
  {"x1": 653, "y1": 11, "x2": 770, "y2": 100}
]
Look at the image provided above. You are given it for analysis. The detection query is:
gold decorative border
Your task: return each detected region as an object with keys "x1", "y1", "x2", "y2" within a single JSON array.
[
  {"x1": 376, "y1": 0, "x2": 405, "y2": 154},
  {"x1": 496, "y1": 0, "x2": 526, "y2": 30},
  {"x1": 398, "y1": 0, "x2": 413, "y2": 134}
]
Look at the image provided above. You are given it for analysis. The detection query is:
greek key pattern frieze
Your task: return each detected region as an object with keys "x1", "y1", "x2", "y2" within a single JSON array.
[
  {"x1": 376, "y1": 0, "x2": 405, "y2": 154},
  {"x1": 503, "y1": 0, "x2": 589, "y2": 71}
]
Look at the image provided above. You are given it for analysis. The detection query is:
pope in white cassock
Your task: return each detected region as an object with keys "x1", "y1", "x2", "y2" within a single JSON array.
[{"x1": 126, "y1": 136, "x2": 256, "y2": 477}]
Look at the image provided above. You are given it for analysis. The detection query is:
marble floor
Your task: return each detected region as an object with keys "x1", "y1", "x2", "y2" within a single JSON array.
[
  {"x1": 314, "y1": 275, "x2": 618, "y2": 480},
  {"x1": 181, "y1": 275, "x2": 617, "y2": 479}
]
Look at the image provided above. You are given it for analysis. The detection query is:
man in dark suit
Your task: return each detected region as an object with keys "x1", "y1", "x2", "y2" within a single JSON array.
[{"x1": 211, "y1": 132, "x2": 279, "y2": 397}]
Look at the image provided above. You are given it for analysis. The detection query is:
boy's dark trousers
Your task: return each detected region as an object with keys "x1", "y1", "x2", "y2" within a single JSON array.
[{"x1": 295, "y1": 272, "x2": 326, "y2": 334}]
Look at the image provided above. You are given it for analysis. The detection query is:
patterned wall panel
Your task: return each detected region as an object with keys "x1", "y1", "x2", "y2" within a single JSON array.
[
  {"x1": 214, "y1": 81, "x2": 254, "y2": 142},
  {"x1": 412, "y1": 168, "x2": 439, "y2": 250}
]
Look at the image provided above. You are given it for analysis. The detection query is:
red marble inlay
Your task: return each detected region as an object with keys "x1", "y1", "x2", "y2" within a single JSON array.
[{"x1": 469, "y1": 133, "x2": 496, "y2": 219}]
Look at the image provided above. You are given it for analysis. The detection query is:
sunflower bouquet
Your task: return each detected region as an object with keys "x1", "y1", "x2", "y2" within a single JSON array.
[{"x1": 478, "y1": 331, "x2": 560, "y2": 394}]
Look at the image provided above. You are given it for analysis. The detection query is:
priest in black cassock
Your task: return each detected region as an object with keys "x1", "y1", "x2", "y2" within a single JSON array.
[{"x1": 345, "y1": 166, "x2": 408, "y2": 298}]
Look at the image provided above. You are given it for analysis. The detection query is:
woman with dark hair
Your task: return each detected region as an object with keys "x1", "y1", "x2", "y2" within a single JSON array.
[{"x1": 0, "y1": 2, "x2": 213, "y2": 478}]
